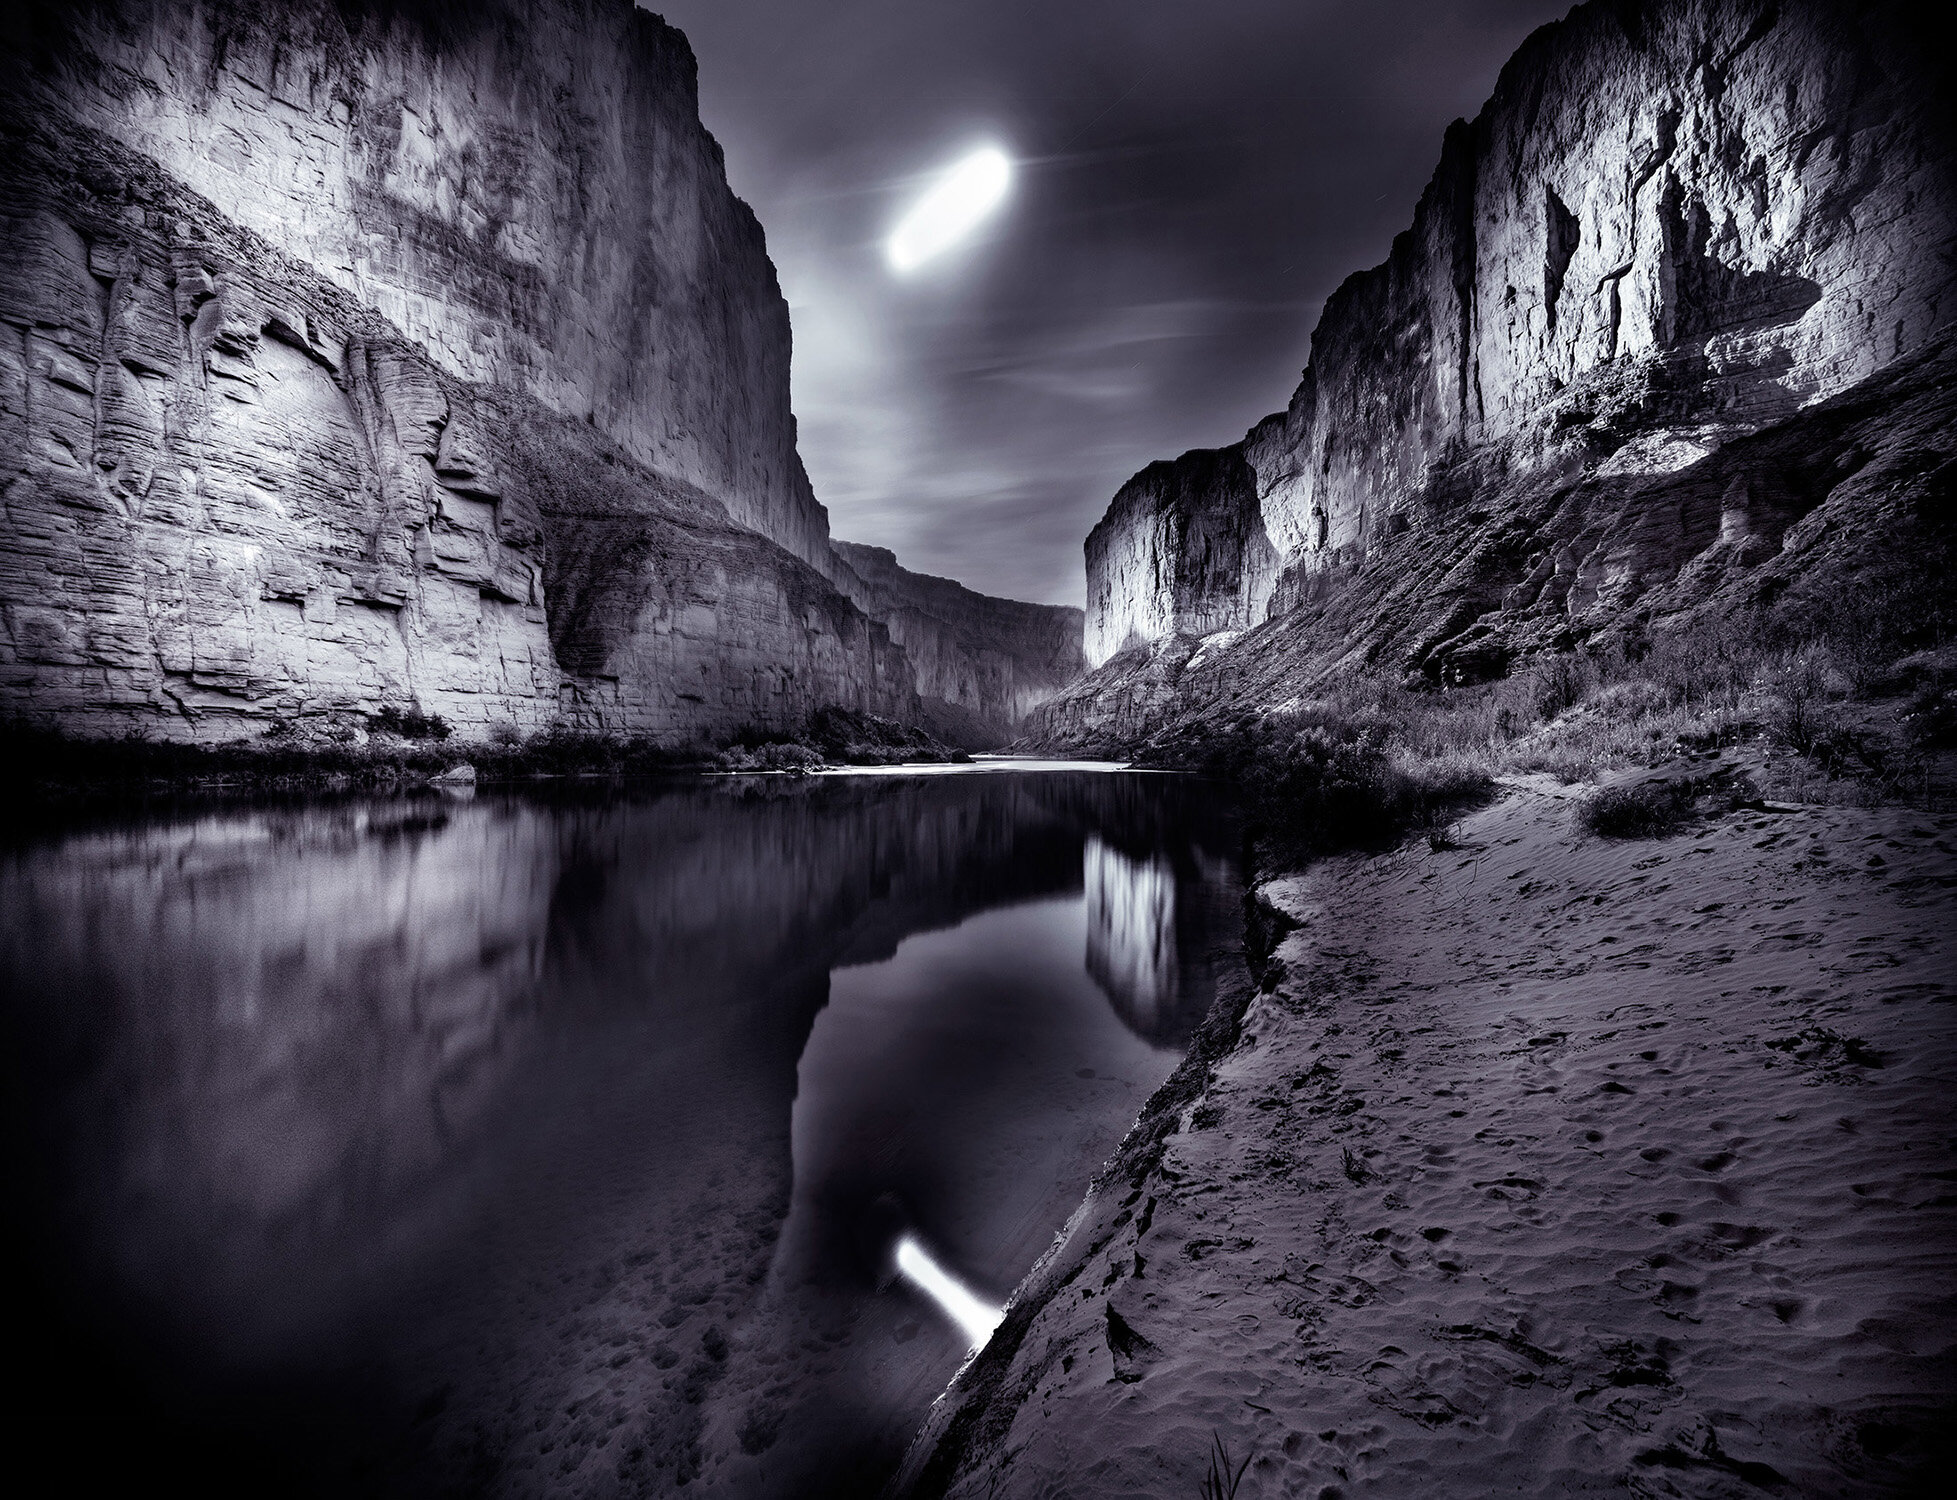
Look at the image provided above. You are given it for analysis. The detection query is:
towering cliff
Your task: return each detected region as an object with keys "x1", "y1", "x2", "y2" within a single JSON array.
[
  {"x1": 0, "y1": 0, "x2": 1080, "y2": 746},
  {"x1": 1084, "y1": 447, "x2": 1275, "y2": 669},
  {"x1": 1043, "y1": 0, "x2": 1954, "y2": 744},
  {"x1": 8, "y1": 0, "x2": 833, "y2": 565}
]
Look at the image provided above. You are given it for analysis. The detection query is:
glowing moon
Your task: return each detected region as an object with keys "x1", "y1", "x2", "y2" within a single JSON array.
[{"x1": 886, "y1": 146, "x2": 1013, "y2": 273}]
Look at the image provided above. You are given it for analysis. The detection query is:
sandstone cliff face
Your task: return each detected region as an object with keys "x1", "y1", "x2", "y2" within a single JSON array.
[
  {"x1": 0, "y1": 109, "x2": 920, "y2": 740},
  {"x1": 1058, "y1": 0, "x2": 1952, "y2": 734},
  {"x1": 1084, "y1": 447, "x2": 1276, "y2": 670},
  {"x1": 832, "y1": 541, "x2": 1084, "y2": 745},
  {"x1": 6, "y1": 0, "x2": 834, "y2": 567},
  {"x1": 2, "y1": 0, "x2": 1079, "y2": 745}
]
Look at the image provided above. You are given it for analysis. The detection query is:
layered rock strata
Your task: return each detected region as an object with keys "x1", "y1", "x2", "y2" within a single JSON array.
[
  {"x1": 1048, "y1": 0, "x2": 1953, "y2": 739},
  {"x1": 1, "y1": 0, "x2": 1082, "y2": 743},
  {"x1": 834, "y1": 541, "x2": 1085, "y2": 745},
  {"x1": 6, "y1": 0, "x2": 833, "y2": 566},
  {"x1": 0, "y1": 112, "x2": 925, "y2": 740}
]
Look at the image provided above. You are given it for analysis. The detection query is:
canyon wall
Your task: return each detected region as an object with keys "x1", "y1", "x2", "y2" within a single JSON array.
[
  {"x1": 1083, "y1": 447, "x2": 1275, "y2": 669},
  {"x1": 1, "y1": 0, "x2": 1081, "y2": 745},
  {"x1": 0, "y1": 109, "x2": 923, "y2": 740},
  {"x1": 1058, "y1": 0, "x2": 1954, "y2": 731},
  {"x1": 5, "y1": 0, "x2": 833, "y2": 566},
  {"x1": 833, "y1": 541, "x2": 1085, "y2": 745}
]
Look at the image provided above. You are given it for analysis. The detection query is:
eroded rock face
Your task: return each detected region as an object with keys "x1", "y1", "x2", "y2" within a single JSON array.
[
  {"x1": 1064, "y1": 0, "x2": 1953, "y2": 722},
  {"x1": 832, "y1": 541, "x2": 1085, "y2": 745},
  {"x1": 1084, "y1": 447, "x2": 1275, "y2": 670},
  {"x1": 0, "y1": 111, "x2": 919, "y2": 740},
  {"x1": 2, "y1": 0, "x2": 1074, "y2": 744},
  {"x1": 0, "y1": 121, "x2": 562, "y2": 738},
  {"x1": 5, "y1": 0, "x2": 834, "y2": 568}
]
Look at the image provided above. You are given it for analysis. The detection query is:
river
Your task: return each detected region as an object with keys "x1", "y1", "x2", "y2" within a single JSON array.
[{"x1": 0, "y1": 763, "x2": 1240, "y2": 1497}]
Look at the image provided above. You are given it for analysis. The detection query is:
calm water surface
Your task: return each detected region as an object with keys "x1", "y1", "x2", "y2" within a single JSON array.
[{"x1": 0, "y1": 765, "x2": 1240, "y2": 1497}]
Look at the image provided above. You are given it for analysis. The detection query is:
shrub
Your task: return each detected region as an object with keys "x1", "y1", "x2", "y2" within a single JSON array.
[
  {"x1": 1163, "y1": 710, "x2": 1491, "y2": 863},
  {"x1": 1578, "y1": 780, "x2": 1695, "y2": 838},
  {"x1": 713, "y1": 741, "x2": 823, "y2": 774},
  {"x1": 368, "y1": 704, "x2": 452, "y2": 740},
  {"x1": 1525, "y1": 652, "x2": 1593, "y2": 721}
]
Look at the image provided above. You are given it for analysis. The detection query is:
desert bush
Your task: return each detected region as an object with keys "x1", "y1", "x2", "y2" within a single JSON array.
[
  {"x1": 713, "y1": 741, "x2": 823, "y2": 774},
  {"x1": 467, "y1": 728, "x2": 705, "y2": 778},
  {"x1": 1629, "y1": 614, "x2": 1772, "y2": 717},
  {"x1": 1578, "y1": 780, "x2": 1696, "y2": 838},
  {"x1": 716, "y1": 707, "x2": 965, "y2": 768},
  {"x1": 1758, "y1": 648, "x2": 1839, "y2": 755},
  {"x1": 1163, "y1": 709, "x2": 1491, "y2": 862},
  {"x1": 367, "y1": 704, "x2": 452, "y2": 740},
  {"x1": 1525, "y1": 652, "x2": 1594, "y2": 721}
]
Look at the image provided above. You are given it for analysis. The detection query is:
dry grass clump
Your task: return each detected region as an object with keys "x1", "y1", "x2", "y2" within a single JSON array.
[
  {"x1": 1197, "y1": 1432, "x2": 1252, "y2": 1499},
  {"x1": 1500, "y1": 627, "x2": 1948, "y2": 807}
]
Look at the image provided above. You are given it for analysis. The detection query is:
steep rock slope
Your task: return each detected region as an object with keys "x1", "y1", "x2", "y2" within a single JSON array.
[
  {"x1": 1, "y1": 0, "x2": 1081, "y2": 743},
  {"x1": 5, "y1": 0, "x2": 833, "y2": 566},
  {"x1": 1046, "y1": 0, "x2": 1953, "y2": 740},
  {"x1": 1038, "y1": 331, "x2": 1957, "y2": 751},
  {"x1": 0, "y1": 110, "x2": 920, "y2": 740},
  {"x1": 834, "y1": 541, "x2": 1085, "y2": 746}
]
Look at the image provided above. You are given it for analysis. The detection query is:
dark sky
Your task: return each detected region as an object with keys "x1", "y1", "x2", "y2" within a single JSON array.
[{"x1": 647, "y1": 0, "x2": 1573, "y2": 607}]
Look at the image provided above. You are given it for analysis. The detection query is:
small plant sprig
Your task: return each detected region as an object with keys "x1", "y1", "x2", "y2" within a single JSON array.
[{"x1": 1199, "y1": 1431, "x2": 1252, "y2": 1500}]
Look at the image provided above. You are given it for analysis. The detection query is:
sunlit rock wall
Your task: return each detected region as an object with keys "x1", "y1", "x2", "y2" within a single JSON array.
[
  {"x1": 1071, "y1": 0, "x2": 1954, "y2": 686},
  {"x1": 1082, "y1": 447, "x2": 1277, "y2": 670},
  {"x1": 3, "y1": 0, "x2": 835, "y2": 568},
  {"x1": 0, "y1": 123, "x2": 565, "y2": 739},
  {"x1": 1, "y1": 0, "x2": 1091, "y2": 744},
  {"x1": 831, "y1": 541, "x2": 1085, "y2": 742},
  {"x1": 1255, "y1": 0, "x2": 1952, "y2": 582},
  {"x1": 0, "y1": 114, "x2": 920, "y2": 740}
]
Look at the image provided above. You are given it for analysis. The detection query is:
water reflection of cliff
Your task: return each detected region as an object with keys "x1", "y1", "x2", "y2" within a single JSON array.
[
  {"x1": 1085, "y1": 835, "x2": 1179, "y2": 1037},
  {"x1": 0, "y1": 769, "x2": 1239, "y2": 1497}
]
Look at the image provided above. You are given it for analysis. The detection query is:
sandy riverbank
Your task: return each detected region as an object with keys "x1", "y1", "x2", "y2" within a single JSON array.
[{"x1": 896, "y1": 769, "x2": 1957, "y2": 1497}]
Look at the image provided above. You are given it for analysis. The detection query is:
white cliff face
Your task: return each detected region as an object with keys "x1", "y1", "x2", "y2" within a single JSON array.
[
  {"x1": 1084, "y1": 447, "x2": 1277, "y2": 669},
  {"x1": 1072, "y1": 0, "x2": 1953, "y2": 683},
  {"x1": 2, "y1": 0, "x2": 1083, "y2": 744},
  {"x1": 1254, "y1": 0, "x2": 1954, "y2": 580},
  {"x1": 0, "y1": 104, "x2": 922, "y2": 740},
  {"x1": 0, "y1": 158, "x2": 563, "y2": 739},
  {"x1": 12, "y1": 0, "x2": 834, "y2": 569}
]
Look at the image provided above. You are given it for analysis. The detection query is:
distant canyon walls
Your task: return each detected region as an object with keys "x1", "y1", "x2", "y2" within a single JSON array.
[
  {"x1": 833, "y1": 542, "x2": 1084, "y2": 745},
  {"x1": 0, "y1": 0, "x2": 1080, "y2": 745},
  {"x1": 1073, "y1": 0, "x2": 1953, "y2": 694}
]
